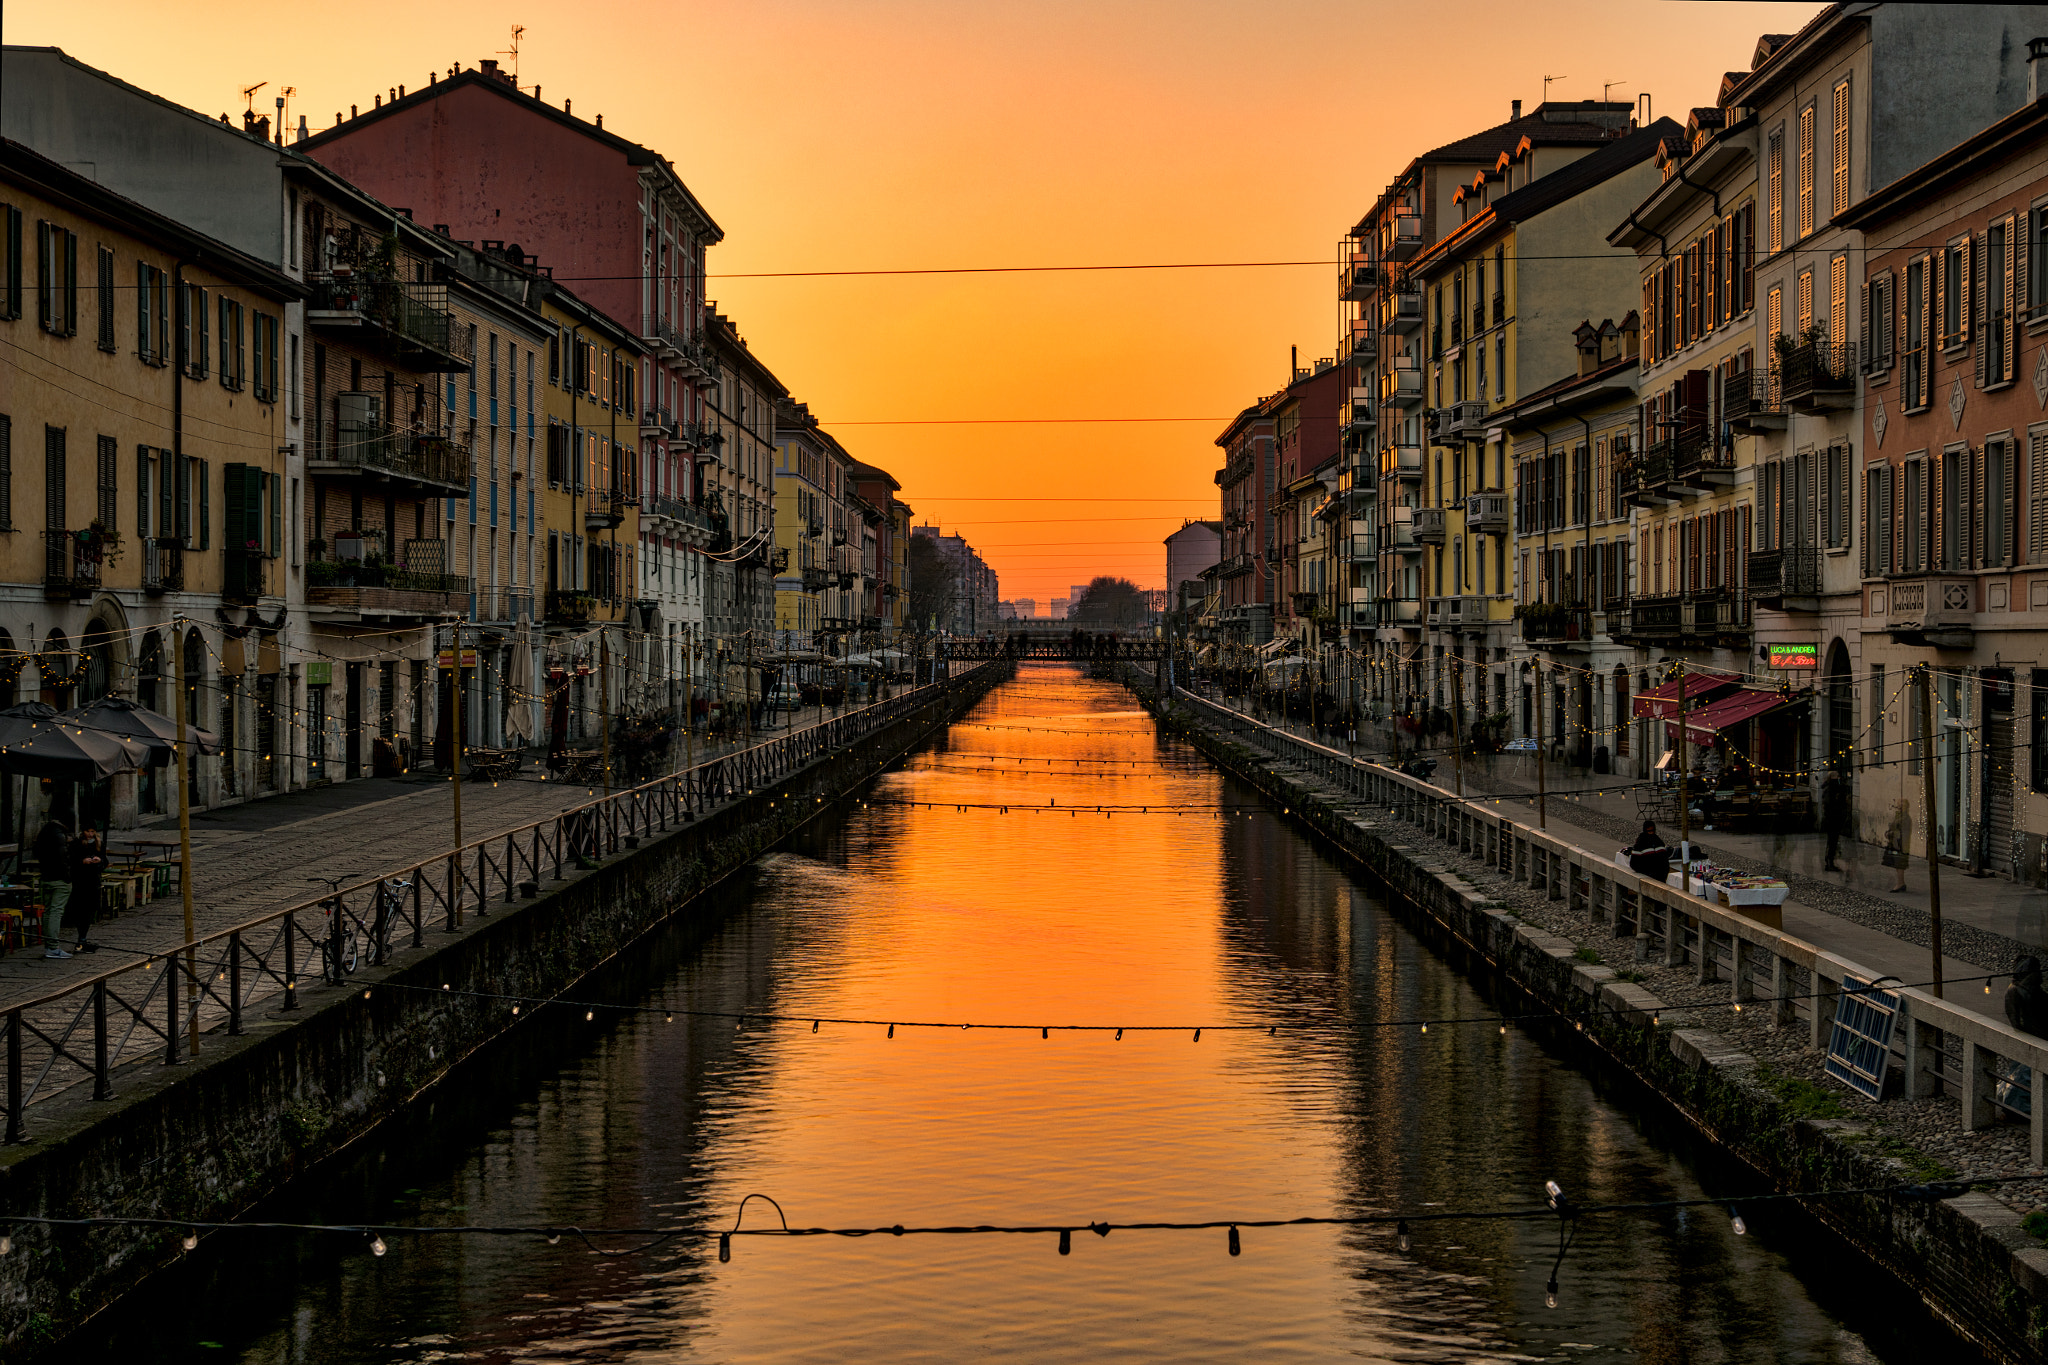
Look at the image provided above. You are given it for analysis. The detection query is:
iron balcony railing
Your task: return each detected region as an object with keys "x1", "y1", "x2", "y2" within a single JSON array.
[
  {"x1": 1684, "y1": 590, "x2": 1751, "y2": 636},
  {"x1": 1670, "y1": 426, "x2": 1733, "y2": 483},
  {"x1": 307, "y1": 276, "x2": 466, "y2": 368},
  {"x1": 545, "y1": 589, "x2": 597, "y2": 624},
  {"x1": 142, "y1": 537, "x2": 183, "y2": 596},
  {"x1": 1625, "y1": 594, "x2": 1684, "y2": 636},
  {"x1": 222, "y1": 547, "x2": 265, "y2": 605},
  {"x1": 1747, "y1": 547, "x2": 1821, "y2": 601},
  {"x1": 326, "y1": 425, "x2": 469, "y2": 490},
  {"x1": 42, "y1": 530, "x2": 101, "y2": 600},
  {"x1": 1518, "y1": 602, "x2": 1591, "y2": 642},
  {"x1": 1724, "y1": 369, "x2": 1786, "y2": 430},
  {"x1": 1780, "y1": 341, "x2": 1856, "y2": 409}
]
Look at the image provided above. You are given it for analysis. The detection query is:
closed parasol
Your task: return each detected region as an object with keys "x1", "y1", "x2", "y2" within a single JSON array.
[{"x1": 59, "y1": 695, "x2": 220, "y2": 762}]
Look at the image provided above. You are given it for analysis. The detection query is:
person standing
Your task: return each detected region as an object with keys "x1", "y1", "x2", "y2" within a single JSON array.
[
  {"x1": 33, "y1": 809, "x2": 73, "y2": 960},
  {"x1": 67, "y1": 826, "x2": 105, "y2": 954},
  {"x1": 1883, "y1": 797, "x2": 1912, "y2": 892},
  {"x1": 1821, "y1": 769, "x2": 1851, "y2": 872}
]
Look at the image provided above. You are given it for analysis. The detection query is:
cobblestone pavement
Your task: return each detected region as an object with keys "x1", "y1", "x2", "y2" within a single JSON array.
[{"x1": 0, "y1": 705, "x2": 850, "y2": 1007}]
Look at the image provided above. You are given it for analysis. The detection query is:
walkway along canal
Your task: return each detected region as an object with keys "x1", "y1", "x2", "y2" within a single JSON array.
[
  {"x1": 0, "y1": 662, "x2": 1011, "y2": 1355},
  {"x1": 68, "y1": 664, "x2": 1979, "y2": 1362}
]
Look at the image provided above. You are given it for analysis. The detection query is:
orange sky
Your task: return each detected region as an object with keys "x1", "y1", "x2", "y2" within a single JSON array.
[{"x1": 10, "y1": 0, "x2": 1822, "y2": 603}]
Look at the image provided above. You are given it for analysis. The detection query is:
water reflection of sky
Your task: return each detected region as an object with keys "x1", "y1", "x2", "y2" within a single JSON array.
[{"x1": 88, "y1": 665, "x2": 1926, "y2": 1364}]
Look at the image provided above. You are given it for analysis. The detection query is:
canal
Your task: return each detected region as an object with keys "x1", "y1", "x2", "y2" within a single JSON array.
[{"x1": 84, "y1": 665, "x2": 1965, "y2": 1362}]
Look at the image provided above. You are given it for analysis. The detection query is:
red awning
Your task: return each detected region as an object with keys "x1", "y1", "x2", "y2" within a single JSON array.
[
  {"x1": 1631, "y1": 671, "x2": 1741, "y2": 720},
  {"x1": 1666, "y1": 686, "x2": 1796, "y2": 745}
]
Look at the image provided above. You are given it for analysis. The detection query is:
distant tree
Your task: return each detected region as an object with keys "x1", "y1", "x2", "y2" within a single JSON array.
[
  {"x1": 907, "y1": 533, "x2": 960, "y2": 631},
  {"x1": 1071, "y1": 576, "x2": 1149, "y2": 627}
]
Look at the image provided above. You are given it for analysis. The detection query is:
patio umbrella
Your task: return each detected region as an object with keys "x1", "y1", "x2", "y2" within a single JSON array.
[
  {"x1": 503, "y1": 622, "x2": 537, "y2": 746},
  {"x1": 59, "y1": 696, "x2": 220, "y2": 761},
  {"x1": 0, "y1": 702, "x2": 156, "y2": 781}
]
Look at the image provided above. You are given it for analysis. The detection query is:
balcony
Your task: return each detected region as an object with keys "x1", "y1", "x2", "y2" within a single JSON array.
[
  {"x1": 1384, "y1": 598, "x2": 1423, "y2": 625},
  {"x1": 222, "y1": 547, "x2": 266, "y2": 605},
  {"x1": 1746, "y1": 548, "x2": 1820, "y2": 607},
  {"x1": 1780, "y1": 341, "x2": 1856, "y2": 412},
  {"x1": 1340, "y1": 262, "x2": 1379, "y2": 302},
  {"x1": 1465, "y1": 491, "x2": 1508, "y2": 535},
  {"x1": 1349, "y1": 531, "x2": 1378, "y2": 559},
  {"x1": 1342, "y1": 389, "x2": 1377, "y2": 438},
  {"x1": 1621, "y1": 594, "x2": 1684, "y2": 640},
  {"x1": 1518, "y1": 601, "x2": 1592, "y2": 644},
  {"x1": 1725, "y1": 370, "x2": 1786, "y2": 432},
  {"x1": 643, "y1": 319, "x2": 689, "y2": 361},
  {"x1": 1291, "y1": 590, "x2": 1321, "y2": 615},
  {"x1": 1622, "y1": 444, "x2": 1678, "y2": 507},
  {"x1": 42, "y1": 530, "x2": 102, "y2": 600},
  {"x1": 1671, "y1": 426, "x2": 1734, "y2": 490},
  {"x1": 1386, "y1": 443, "x2": 1423, "y2": 481},
  {"x1": 1426, "y1": 407, "x2": 1457, "y2": 444},
  {"x1": 801, "y1": 566, "x2": 831, "y2": 592},
  {"x1": 141, "y1": 537, "x2": 183, "y2": 596},
  {"x1": 1384, "y1": 288, "x2": 1424, "y2": 335},
  {"x1": 640, "y1": 405, "x2": 678, "y2": 440},
  {"x1": 586, "y1": 487, "x2": 634, "y2": 531},
  {"x1": 1387, "y1": 215, "x2": 1424, "y2": 260},
  {"x1": 1684, "y1": 590, "x2": 1751, "y2": 640},
  {"x1": 1387, "y1": 514, "x2": 1422, "y2": 555},
  {"x1": 308, "y1": 541, "x2": 470, "y2": 620},
  {"x1": 318, "y1": 422, "x2": 469, "y2": 495},
  {"x1": 1412, "y1": 506, "x2": 1447, "y2": 544},
  {"x1": 473, "y1": 588, "x2": 536, "y2": 623},
  {"x1": 677, "y1": 333, "x2": 723, "y2": 386},
  {"x1": 1458, "y1": 595, "x2": 1492, "y2": 629},
  {"x1": 1386, "y1": 362, "x2": 1425, "y2": 409},
  {"x1": 1342, "y1": 599, "x2": 1380, "y2": 628},
  {"x1": 544, "y1": 589, "x2": 598, "y2": 625},
  {"x1": 1216, "y1": 552, "x2": 1254, "y2": 578},
  {"x1": 1884, "y1": 574, "x2": 1975, "y2": 646},
  {"x1": 306, "y1": 275, "x2": 469, "y2": 371},
  {"x1": 1449, "y1": 400, "x2": 1488, "y2": 440}
]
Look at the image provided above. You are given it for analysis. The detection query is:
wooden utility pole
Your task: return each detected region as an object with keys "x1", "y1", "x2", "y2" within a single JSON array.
[
  {"x1": 1675, "y1": 658, "x2": 1689, "y2": 861},
  {"x1": 171, "y1": 621, "x2": 198, "y2": 1054},
  {"x1": 1919, "y1": 665, "x2": 1945, "y2": 998},
  {"x1": 1534, "y1": 656, "x2": 1547, "y2": 829},
  {"x1": 449, "y1": 623, "x2": 464, "y2": 851},
  {"x1": 1452, "y1": 654, "x2": 1464, "y2": 797}
]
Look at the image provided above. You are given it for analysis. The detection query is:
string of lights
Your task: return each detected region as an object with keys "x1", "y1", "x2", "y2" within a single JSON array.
[
  {"x1": 369, "y1": 970, "x2": 2000, "y2": 1040},
  {"x1": 1, "y1": 1175, "x2": 2023, "y2": 1282}
]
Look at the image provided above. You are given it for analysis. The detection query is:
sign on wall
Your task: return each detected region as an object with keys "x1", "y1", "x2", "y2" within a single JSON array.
[{"x1": 1766, "y1": 642, "x2": 1819, "y2": 669}]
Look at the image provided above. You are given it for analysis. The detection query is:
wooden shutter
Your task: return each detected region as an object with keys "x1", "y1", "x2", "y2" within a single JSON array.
[
  {"x1": 135, "y1": 446, "x2": 151, "y2": 538},
  {"x1": 0, "y1": 413, "x2": 10, "y2": 532},
  {"x1": 2007, "y1": 436, "x2": 2022, "y2": 568},
  {"x1": 35, "y1": 221, "x2": 51, "y2": 332},
  {"x1": 2004, "y1": 214, "x2": 2019, "y2": 382},
  {"x1": 2033, "y1": 432, "x2": 2048, "y2": 562},
  {"x1": 96, "y1": 433, "x2": 117, "y2": 530},
  {"x1": 1971, "y1": 232, "x2": 1985, "y2": 355},
  {"x1": 1832, "y1": 78, "x2": 1851, "y2": 216},
  {"x1": 44, "y1": 425, "x2": 65, "y2": 533},
  {"x1": 1839, "y1": 442, "x2": 1853, "y2": 552},
  {"x1": 1864, "y1": 466, "x2": 1877, "y2": 575},
  {"x1": 1860, "y1": 281, "x2": 1872, "y2": 369}
]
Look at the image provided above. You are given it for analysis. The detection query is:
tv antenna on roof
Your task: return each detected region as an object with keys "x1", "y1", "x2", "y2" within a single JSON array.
[
  {"x1": 242, "y1": 81, "x2": 267, "y2": 112},
  {"x1": 501, "y1": 25, "x2": 526, "y2": 85},
  {"x1": 1603, "y1": 80, "x2": 1626, "y2": 104},
  {"x1": 1543, "y1": 74, "x2": 1567, "y2": 103}
]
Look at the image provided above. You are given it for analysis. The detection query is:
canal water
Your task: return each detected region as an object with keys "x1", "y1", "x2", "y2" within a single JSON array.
[{"x1": 87, "y1": 665, "x2": 1963, "y2": 1363}]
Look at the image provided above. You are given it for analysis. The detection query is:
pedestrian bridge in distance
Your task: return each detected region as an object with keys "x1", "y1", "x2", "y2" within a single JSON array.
[{"x1": 949, "y1": 632, "x2": 1167, "y2": 662}]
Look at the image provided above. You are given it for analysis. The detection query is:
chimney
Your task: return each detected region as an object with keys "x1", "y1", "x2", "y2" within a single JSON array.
[
  {"x1": 296, "y1": 115, "x2": 308, "y2": 144},
  {"x1": 481, "y1": 59, "x2": 499, "y2": 78},
  {"x1": 1573, "y1": 320, "x2": 1600, "y2": 377},
  {"x1": 2031, "y1": 37, "x2": 2048, "y2": 103},
  {"x1": 1512, "y1": 99, "x2": 1522, "y2": 120}
]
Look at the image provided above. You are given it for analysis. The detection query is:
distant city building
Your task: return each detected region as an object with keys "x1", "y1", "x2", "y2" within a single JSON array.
[
  {"x1": 1013, "y1": 597, "x2": 1038, "y2": 619},
  {"x1": 1051, "y1": 597, "x2": 1071, "y2": 620}
]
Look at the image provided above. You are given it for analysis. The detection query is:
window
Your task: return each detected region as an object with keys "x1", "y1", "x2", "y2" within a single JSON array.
[
  {"x1": 136, "y1": 264, "x2": 167, "y2": 363},
  {"x1": 1940, "y1": 447, "x2": 1965, "y2": 570},
  {"x1": 1767, "y1": 131, "x2": 1784, "y2": 254},
  {"x1": 96, "y1": 434, "x2": 117, "y2": 529},
  {"x1": 218, "y1": 295, "x2": 245, "y2": 389},
  {"x1": 2030, "y1": 205, "x2": 2048, "y2": 321},
  {"x1": 179, "y1": 283, "x2": 207, "y2": 378},
  {"x1": 1822, "y1": 443, "x2": 1850, "y2": 549},
  {"x1": 2031, "y1": 428, "x2": 2048, "y2": 563},
  {"x1": 1797, "y1": 103, "x2": 1815, "y2": 239},
  {"x1": 1987, "y1": 438, "x2": 2011, "y2": 567},
  {"x1": 1904, "y1": 256, "x2": 1929, "y2": 408},
  {"x1": 136, "y1": 445, "x2": 151, "y2": 538},
  {"x1": 1902, "y1": 457, "x2": 1925, "y2": 572},
  {"x1": 1942, "y1": 240, "x2": 1968, "y2": 348},
  {"x1": 1829, "y1": 255, "x2": 1847, "y2": 346},
  {"x1": 1985, "y1": 215, "x2": 2016, "y2": 388},
  {"x1": 0, "y1": 204, "x2": 21, "y2": 319},
  {"x1": 1495, "y1": 332, "x2": 1506, "y2": 400},
  {"x1": 36, "y1": 221, "x2": 79, "y2": 336},
  {"x1": 96, "y1": 246, "x2": 115, "y2": 351},
  {"x1": 252, "y1": 313, "x2": 279, "y2": 402},
  {"x1": 1831, "y1": 77, "x2": 1851, "y2": 217},
  {"x1": 1864, "y1": 463, "x2": 1891, "y2": 576}
]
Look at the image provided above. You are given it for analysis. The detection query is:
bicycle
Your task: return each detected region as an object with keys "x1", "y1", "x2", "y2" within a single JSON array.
[{"x1": 307, "y1": 873, "x2": 363, "y2": 981}]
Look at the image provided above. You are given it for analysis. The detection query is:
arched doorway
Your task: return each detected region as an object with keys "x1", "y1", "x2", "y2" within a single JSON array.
[
  {"x1": 1824, "y1": 638, "x2": 1853, "y2": 776},
  {"x1": 138, "y1": 633, "x2": 164, "y2": 814}
]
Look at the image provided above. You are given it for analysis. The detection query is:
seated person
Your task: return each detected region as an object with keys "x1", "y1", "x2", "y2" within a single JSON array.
[
  {"x1": 1627, "y1": 820, "x2": 1672, "y2": 880},
  {"x1": 1630, "y1": 820, "x2": 1666, "y2": 852}
]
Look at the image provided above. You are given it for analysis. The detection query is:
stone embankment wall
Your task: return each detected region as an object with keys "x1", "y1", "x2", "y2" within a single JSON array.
[
  {"x1": 1114, "y1": 667, "x2": 2048, "y2": 1365},
  {"x1": 0, "y1": 663, "x2": 1011, "y2": 1355}
]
